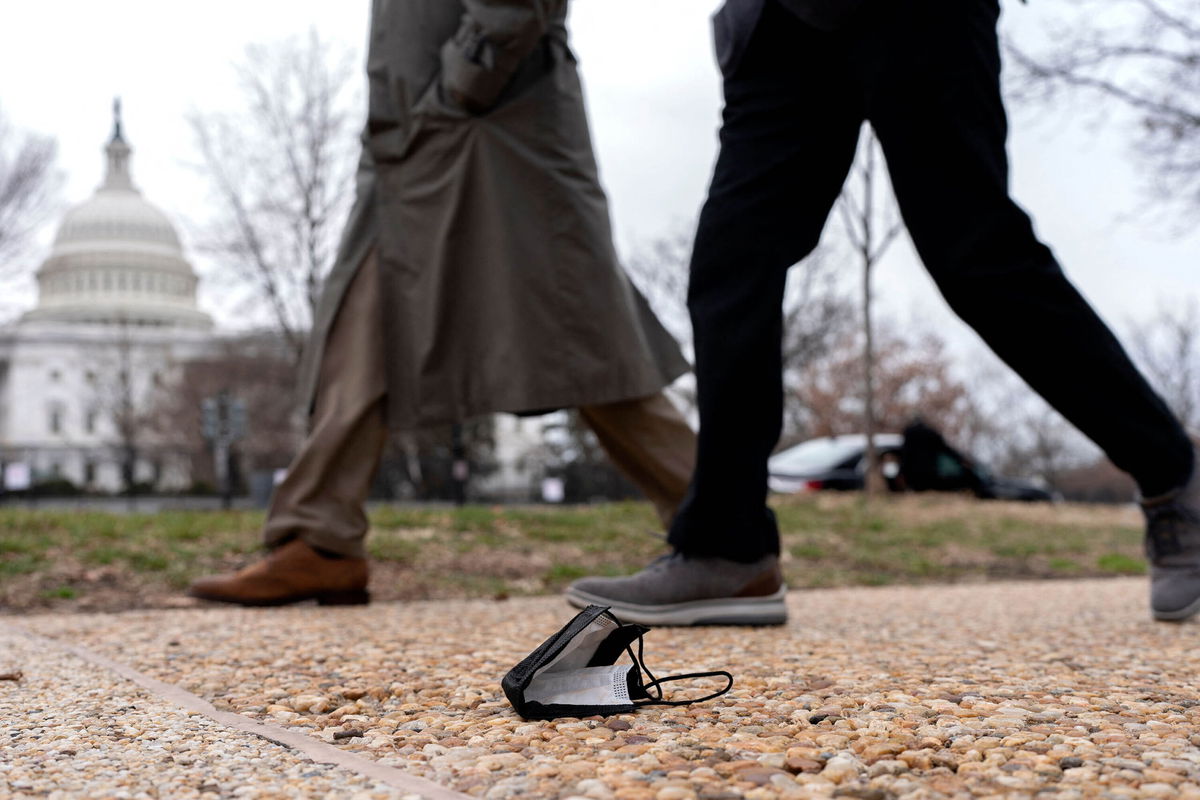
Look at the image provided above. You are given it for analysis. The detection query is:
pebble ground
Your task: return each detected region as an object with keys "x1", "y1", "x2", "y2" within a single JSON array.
[
  {"x1": 9, "y1": 577, "x2": 1200, "y2": 799},
  {"x1": 0, "y1": 626, "x2": 406, "y2": 799}
]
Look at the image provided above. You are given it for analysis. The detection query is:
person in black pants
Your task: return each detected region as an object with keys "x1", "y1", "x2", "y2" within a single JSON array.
[{"x1": 567, "y1": 0, "x2": 1200, "y2": 626}]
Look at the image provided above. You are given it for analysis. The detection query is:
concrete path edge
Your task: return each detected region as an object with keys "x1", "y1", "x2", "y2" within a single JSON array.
[{"x1": 0, "y1": 620, "x2": 474, "y2": 800}]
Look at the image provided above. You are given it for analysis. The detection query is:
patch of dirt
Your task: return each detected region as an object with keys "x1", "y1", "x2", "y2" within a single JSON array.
[
  {"x1": 441, "y1": 549, "x2": 550, "y2": 579},
  {"x1": 0, "y1": 555, "x2": 199, "y2": 614}
]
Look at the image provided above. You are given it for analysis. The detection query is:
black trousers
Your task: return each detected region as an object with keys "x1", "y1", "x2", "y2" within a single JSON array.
[{"x1": 668, "y1": 0, "x2": 1194, "y2": 561}]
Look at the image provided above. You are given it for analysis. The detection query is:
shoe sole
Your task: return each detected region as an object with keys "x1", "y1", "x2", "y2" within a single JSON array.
[
  {"x1": 564, "y1": 586, "x2": 788, "y2": 626},
  {"x1": 1152, "y1": 593, "x2": 1200, "y2": 622},
  {"x1": 187, "y1": 589, "x2": 371, "y2": 607}
]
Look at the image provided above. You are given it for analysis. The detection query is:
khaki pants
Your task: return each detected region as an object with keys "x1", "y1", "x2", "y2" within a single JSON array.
[{"x1": 263, "y1": 252, "x2": 697, "y2": 558}]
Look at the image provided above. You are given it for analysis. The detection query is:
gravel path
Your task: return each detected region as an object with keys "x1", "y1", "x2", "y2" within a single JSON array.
[
  {"x1": 9, "y1": 578, "x2": 1200, "y2": 799},
  {"x1": 0, "y1": 626, "x2": 415, "y2": 799}
]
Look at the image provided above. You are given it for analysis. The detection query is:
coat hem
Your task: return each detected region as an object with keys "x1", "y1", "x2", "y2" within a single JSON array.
[{"x1": 383, "y1": 365, "x2": 689, "y2": 433}]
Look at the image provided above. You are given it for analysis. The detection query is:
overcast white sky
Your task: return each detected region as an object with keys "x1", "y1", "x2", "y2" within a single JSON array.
[{"x1": 1, "y1": 0, "x2": 1195, "y2": 349}]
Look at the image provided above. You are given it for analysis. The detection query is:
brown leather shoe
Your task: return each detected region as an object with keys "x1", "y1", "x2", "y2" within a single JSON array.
[{"x1": 188, "y1": 539, "x2": 369, "y2": 606}]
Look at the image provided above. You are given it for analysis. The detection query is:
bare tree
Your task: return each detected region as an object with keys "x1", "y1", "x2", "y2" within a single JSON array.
[
  {"x1": 146, "y1": 332, "x2": 302, "y2": 491},
  {"x1": 510, "y1": 412, "x2": 640, "y2": 506},
  {"x1": 993, "y1": 405, "x2": 1091, "y2": 489},
  {"x1": 623, "y1": 228, "x2": 702, "y2": 417},
  {"x1": 87, "y1": 319, "x2": 172, "y2": 495},
  {"x1": 188, "y1": 29, "x2": 360, "y2": 363},
  {"x1": 958, "y1": 298, "x2": 1200, "y2": 493},
  {"x1": 836, "y1": 126, "x2": 905, "y2": 496},
  {"x1": 625, "y1": 223, "x2": 854, "y2": 428},
  {"x1": 376, "y1": 420, "x2": 498, "y2": 502},
  {"x1": 110, "y1": 325, "x2": 140, "y2": 493},
  {"x1": 961, "y1": 349, "x2": 1095, "y2": 489},
  {"x1": 1005, "y1": 0, "x2": 1200, "y2": 221},
  {"x1": 795, "y1": 323, "x2": 978, "y2": 447},
  {"x1": 780, "y1": 254, "x2": 858, "y2": 442},
  {"x1": 0, "y1": 108, "x2": 61, "y2": 283},
  {"x1": 1129, "y1": 299, "x2": 1200, "y2": 430},
  {"x1": 624, "y1": 228, "x2": 693, "y2": 357}
]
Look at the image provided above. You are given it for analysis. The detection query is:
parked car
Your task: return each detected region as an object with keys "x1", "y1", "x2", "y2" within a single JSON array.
[
  {"x1": 767, "y1": 432, "x2": 1056, "y2": 502},
  {"x1": 768, "y1": 434, "x2": 903, "y2": 494}
]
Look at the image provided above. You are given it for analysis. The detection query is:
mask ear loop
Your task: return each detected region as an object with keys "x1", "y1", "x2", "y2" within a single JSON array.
[{"x1": 624, "y1": 631, "x2": 733, "y2": 708}]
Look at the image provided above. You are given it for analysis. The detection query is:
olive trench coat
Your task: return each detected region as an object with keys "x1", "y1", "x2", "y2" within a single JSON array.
[{"x1": 298, "y1": 0, "x2": 689, "y2": 430}]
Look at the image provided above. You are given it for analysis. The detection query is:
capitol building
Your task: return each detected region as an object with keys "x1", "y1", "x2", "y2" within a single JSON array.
[
  {"x1": 0, "y1": 106, "x2": 598, "y2": 502},
  {"x1": 0, "y1": 107, "x2": 216, "y2": 493}
]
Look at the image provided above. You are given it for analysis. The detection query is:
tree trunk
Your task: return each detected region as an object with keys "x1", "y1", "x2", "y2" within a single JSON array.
[{"x1": 860, "y1": 138, "x2": 882, "y2": 499}]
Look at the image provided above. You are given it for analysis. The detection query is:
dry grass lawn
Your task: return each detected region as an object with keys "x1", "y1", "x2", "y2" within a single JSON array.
[{"x1": 0, "y1": 493, "x2": 1146, "y2": 613}]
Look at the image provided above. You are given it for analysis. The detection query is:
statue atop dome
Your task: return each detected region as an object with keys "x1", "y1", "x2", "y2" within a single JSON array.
[
  {"x1": 111, "y1": 97, "x2": 125, "y2": 142},
  {"x1": 103, "y1": 96, "x2": 135, "y2": 192}
]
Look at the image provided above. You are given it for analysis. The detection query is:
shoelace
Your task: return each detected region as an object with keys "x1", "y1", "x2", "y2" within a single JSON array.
[
  {"x1": 623, "y1": 633, "x2": 733, "y2": 708},
  {"x1": 1143, "y1": 501, "x2": 1200, "y2": 560},
  {"x1": 641, "y1": 528, "x2": 670, "y2": 545},
  {"x1": 642, "y1": 552, "x2": 682, "y2": 573}
]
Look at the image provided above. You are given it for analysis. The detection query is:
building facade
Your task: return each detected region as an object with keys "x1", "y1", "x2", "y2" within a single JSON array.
[{"x1": 0, "y1": 105, "x2": 214, "y2": 492}]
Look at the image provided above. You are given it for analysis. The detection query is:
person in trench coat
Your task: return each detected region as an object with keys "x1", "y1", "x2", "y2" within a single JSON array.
[{"x1": 189, "y1": 0, "x2": 696, "y2": 606}]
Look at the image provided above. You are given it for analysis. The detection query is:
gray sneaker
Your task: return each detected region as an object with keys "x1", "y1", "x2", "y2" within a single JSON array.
[
  {"x1": 1143, "y1": 441, "x2": 1200, "y2": 622},
  {"x1": 565, "y1": 553, "x2": 788, "y2": 626}
]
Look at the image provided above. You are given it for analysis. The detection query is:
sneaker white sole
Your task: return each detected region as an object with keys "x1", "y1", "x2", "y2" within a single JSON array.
[
  {"x1": 564, "y1": 585, "x2": 789, "y2": 626},
  {"x1": 1152, "y1": 593, "x2": 1200, "y2": 622}
]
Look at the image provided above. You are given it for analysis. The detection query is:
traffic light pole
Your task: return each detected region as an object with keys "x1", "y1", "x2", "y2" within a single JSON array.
[
  {"x1": 214, "y1": 437, "x2": 231, "y2": 510},
  {"x1": 451, "y1": 423, "x2": 468, "y2": 507},
  {"x1": 202, "y1": 390, "x2": 247, "y2": 512}
]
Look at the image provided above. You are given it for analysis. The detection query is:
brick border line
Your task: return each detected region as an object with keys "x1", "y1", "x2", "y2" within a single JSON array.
[{"x1": 2, "y1": 621, "x2": 473, "y2": 800}]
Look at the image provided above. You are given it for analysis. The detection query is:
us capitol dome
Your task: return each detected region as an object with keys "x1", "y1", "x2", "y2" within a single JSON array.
[
  {"x1": 0, "y1": 102, "x2": 217, "y2": 493},
  {"x1": 22, "y1": 102, "x2": 213, "y2": 330}
]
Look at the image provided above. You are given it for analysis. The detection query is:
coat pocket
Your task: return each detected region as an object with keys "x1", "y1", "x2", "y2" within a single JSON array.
[{"x1": 415, "y1": 35, "x2": 556, "y2": 123}]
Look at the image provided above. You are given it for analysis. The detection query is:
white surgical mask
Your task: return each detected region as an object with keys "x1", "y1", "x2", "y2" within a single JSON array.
[
  {"x1": 524, "y1": 663, "x2": 635, "y2": 708},
  {"x1": 503, "y1": 605, "x2": 733, "y2": 720}
]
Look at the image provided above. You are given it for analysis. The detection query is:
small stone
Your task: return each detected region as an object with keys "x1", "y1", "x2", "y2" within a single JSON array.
[
  {"x1": 786, "y1": 757, "x2": 824, "y2": 774},
  {"x1": 1059, "y1": 756, "x2": 1085, "y2": 769},
  {"x1": 290, "y1": 695, "x2": 327, "y2": 713},
  {"x1": 758, "y1": 752, "x2": 786, "y2": 769},
  {"x1": 861, "y1": 742, "x2": 904, "y2": 762},
  {"x1": 656, "y1": 789, "x2": 697, "y2": 800},
  {"x1": 822, "y1": 756, "x2": 866, "y2": 784},
  {"x1": 333, "y1": 729, "x2": 364, "y2": 741},
  {"x1": 834, "y1": 788, "x2": 887, "y2": 800},
  {"x1": 575, "y1": 778, "x2": 615, "y2": 800},
  {"x1": 733, "y1": 766, "x2": 789, "y2": 786},
  {"x1": 867, "y1": 760, "x2": 909, "y2": 778}
]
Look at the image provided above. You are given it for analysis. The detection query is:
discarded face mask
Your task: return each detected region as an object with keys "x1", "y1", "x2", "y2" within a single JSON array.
[{"x1": 502, "y1": 604, "x2": 733, "y2": 720}]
